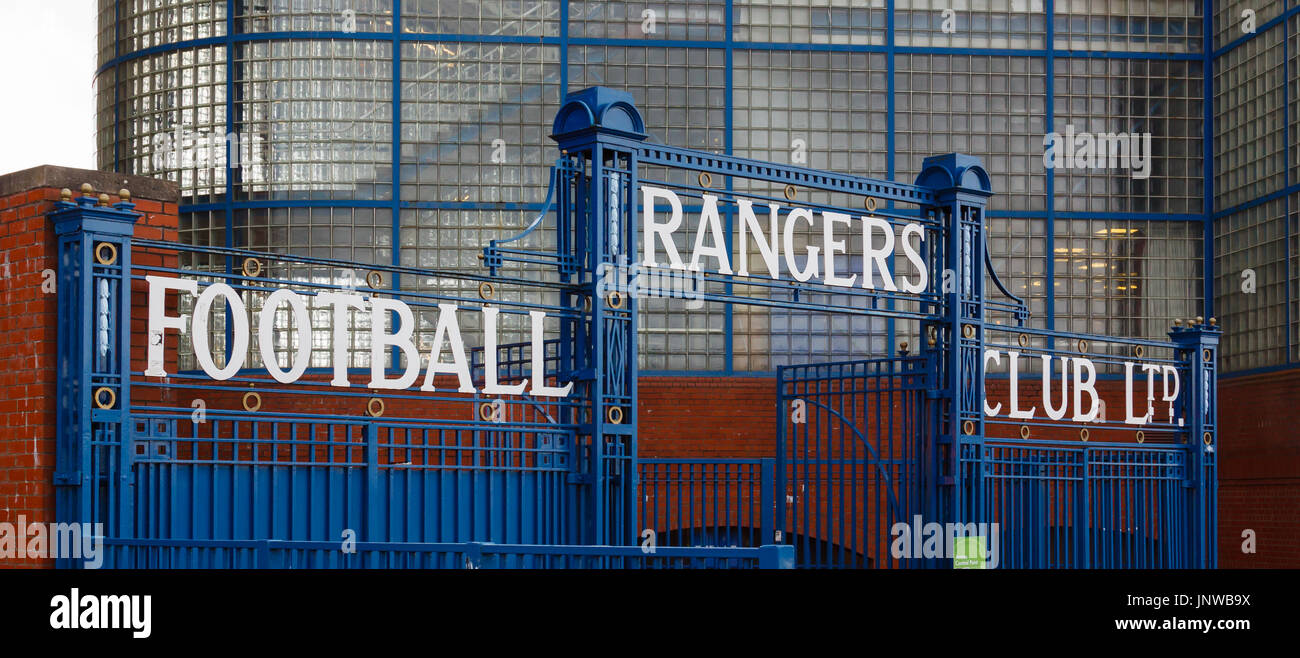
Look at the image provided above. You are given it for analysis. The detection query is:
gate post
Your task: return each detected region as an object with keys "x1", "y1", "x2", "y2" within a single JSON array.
[
  {"x1": 760, "y1": 457, "x2": 776, "y2": 545},
  {"x1": 49, "y1": 188, "x2": 140, "y2": 568},
  {"x1": 550, "y1": 88, "x2": 645, "y2": 545},
  {"x1": 1169, "y1": 319, "x2": 1220, "y2": 568},
  {"x1": 914, "y1": 155, "x2": 993, "y2": 548}
]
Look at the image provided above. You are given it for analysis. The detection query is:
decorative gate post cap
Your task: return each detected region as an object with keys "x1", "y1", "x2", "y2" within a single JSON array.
[
  {"x1": 1168, "y1": 318, "x2": 1222, "y2": 341},
  {"x1": 48, "y1": 186, "x2": 140, "y2": 237},
  {"x1": 552, "y1": 86, "x2": 647, "y2": 141},
  {"x1": 914, "y1": 153, "x2": 992, "y2": 196}
]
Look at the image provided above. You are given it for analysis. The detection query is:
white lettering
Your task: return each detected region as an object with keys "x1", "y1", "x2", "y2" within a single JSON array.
[
  {"x1": 783, "y1": 208, "x2": 820, "y2": 282},
  {"x1": 144, "y1": 275, "x2": 197, "y2": 377},
  {"x1": 420, "y1": 304, "x2": 475, "y2": 393},
  {"x1": 191, "y1": 283, "x2": 248, "y2": 380},
  {"x1": 369, "y1": 297, "x2": 421, "y2": 390},
  {"x1": 641, "y1": 185, "x2": 684, "y2": 269},
  {"x1": 258, "y1": 288, "x2": 311, "y2": 384}
]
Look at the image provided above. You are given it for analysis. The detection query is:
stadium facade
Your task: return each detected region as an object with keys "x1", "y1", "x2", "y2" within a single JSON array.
[{"x1": 71, "y1": 1, "x2": 1298, "y2": 566}]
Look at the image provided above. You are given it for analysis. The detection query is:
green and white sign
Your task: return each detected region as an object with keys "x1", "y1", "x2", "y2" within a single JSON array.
[{"x1": 953, "y1": 536, "x2": 987, "y2": 569}]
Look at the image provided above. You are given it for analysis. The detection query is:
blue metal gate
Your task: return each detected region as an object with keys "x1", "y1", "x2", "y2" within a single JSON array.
[
  {"x1": 961, "y1": 325, "x2": 1217, "y2": 568},
  {"x1": 768, "y1": 325, "x2": 1216, "y2": 569},
  {"x1": 50, "y1": 86, "x2": 1217, "y2": 568},
  {"x1": 776, "y1": 357, "x2": 928, "y2": 568}
]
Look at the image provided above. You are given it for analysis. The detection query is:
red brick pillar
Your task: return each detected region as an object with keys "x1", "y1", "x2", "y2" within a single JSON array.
[
  {"x1": 0, "y1": 166, "x2": 177, "y2": 568},
  {"x1": 1218, "y1": 368, "x2": 1300, "y2": 568}
]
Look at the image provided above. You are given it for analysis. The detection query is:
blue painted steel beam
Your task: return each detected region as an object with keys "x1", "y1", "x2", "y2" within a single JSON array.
[
  {"x1": 1045, "y1": 0, "x2": 1056, "y2": 332},
  {"x1": 1203, "y1": 0, "x2": 1215, "y2": 321}
]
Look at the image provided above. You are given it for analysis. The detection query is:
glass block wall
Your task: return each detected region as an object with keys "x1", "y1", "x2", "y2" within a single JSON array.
[
  {"x1": 1212, "y1": 3, "x2": 1300, "y2": 374},
  {"x1": 97, "y1": 0, "x2": 1212, "y2": 373}
]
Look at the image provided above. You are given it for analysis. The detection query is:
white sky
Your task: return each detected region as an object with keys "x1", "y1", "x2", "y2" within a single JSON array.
[{"x1": 0, "y1": 1, "x2": 97, "y2": 174}]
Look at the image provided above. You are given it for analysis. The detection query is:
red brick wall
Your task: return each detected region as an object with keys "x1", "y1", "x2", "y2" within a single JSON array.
[
  {"x1": 1217, "y1": 368, "x2": 1300, "y2": 568},
  {"x1": 0, "y1": 184, "x2": 177, "y2": 568},
  {"x1": 0, "y1": 187, "x2": 61, "y2": 567},
  {"x1": 639, "y1": 376, "x2": 1159, "y2": 458},
  {"x1": 640, "y1": 377, "x2": 777, "y2": 457}
]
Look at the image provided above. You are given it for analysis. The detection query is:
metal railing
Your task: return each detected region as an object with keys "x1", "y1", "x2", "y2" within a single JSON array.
[
  {"x1": 100, "y1": 538, "x2": 794, "y2": 569},
  {"x1": 638, "y1": 458, "x2": 775, "y2": 549}
]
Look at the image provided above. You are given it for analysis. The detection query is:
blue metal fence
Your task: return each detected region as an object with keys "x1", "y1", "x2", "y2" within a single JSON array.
[
  {"x1": 638, "y1": 458, "x2": 774, "y2": 549},
  {"x1": 963, "y1": 443, "x2": 1193, "y2": 569},
  {"x1": 126, "y1": 413, "x2": 573, "y2": 546},
  {"x1": 101, "y1": 538, "x2": 793, "y2": 569}
]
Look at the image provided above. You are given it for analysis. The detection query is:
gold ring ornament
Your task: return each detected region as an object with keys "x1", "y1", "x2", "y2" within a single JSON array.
[
  {"x1": 94, "y1": 243, "x2": 117, "y2": 265},
  {"x1": 93, "y1": 387, "x2": 116, "y2": 410}
]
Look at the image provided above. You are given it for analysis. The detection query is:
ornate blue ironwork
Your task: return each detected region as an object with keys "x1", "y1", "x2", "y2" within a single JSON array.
[{"x1": 52, "y1": 87, "x2": 1217, "y2": 569}]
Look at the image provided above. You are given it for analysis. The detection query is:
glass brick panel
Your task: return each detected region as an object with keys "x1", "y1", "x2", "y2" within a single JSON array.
[
  {"x1": 734, "y1": 0, "x2": 886, "y2": 45},
  {"x1": 895, "y1": 0, "x2": 1047, "y2": 49},
  {"x1": 1214, "y1": 22, "x2": 1284, "y2": 213},
  {"x1": 1054, "y1": 218, "x2": 1204, "y2": 344},
  {"x1": 1214, "y1": 199, "x2": 1288, "y2": 372},
  {"x1": 1055, "y1": 57, "x2": 1204, "y2": 214}
]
